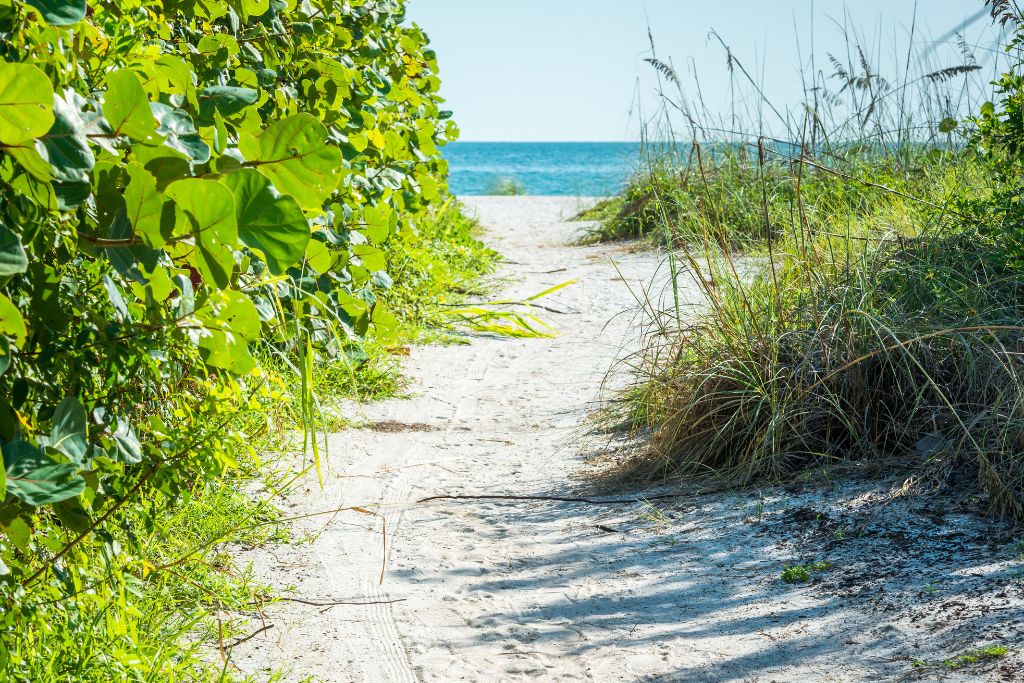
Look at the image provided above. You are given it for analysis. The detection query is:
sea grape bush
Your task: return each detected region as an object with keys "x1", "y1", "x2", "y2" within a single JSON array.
[
  {"x1": 969, "y1": 3, "x2": 1024, "y2": 262},
  {"x1": 0, "y1": 0, "x2": 455, "y2": 672}
]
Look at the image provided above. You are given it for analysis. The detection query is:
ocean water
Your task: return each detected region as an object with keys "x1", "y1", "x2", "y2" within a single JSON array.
[{"x1": 443, "y1": 142, "x2": 641, "y2": 197}]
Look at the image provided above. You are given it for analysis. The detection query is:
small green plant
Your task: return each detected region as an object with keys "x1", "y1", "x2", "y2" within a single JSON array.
[
  {"x1": 751, "y1": 498, "x2": 765, "y2": 523},
  {"x1": 638, "y1": 498, "x2": 673, "y2": 527},
  {"x1": 913, "y1": 644, "x2": 1009, "y2": 670},
  {"x1": 781, "y1": 561, "x2": 831, "y2": 583},
  {"x1": 781, "y1": 565, "x2": 811, "y2": 583},
  {"x1": 485, "y1": 176, "x2": 528, "y2": 196}
]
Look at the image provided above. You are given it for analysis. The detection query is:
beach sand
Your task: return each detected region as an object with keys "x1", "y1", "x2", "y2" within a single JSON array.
[{"x1": 230, "y1": 197, "x2": 1024, "y2": 682}]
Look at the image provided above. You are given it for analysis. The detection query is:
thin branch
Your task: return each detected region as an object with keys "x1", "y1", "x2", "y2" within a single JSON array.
[
  {"x1": 267, "y1": 596, "x2": 407, "y2": 608},
  {"x1": 416, "y1": 493, "x2": 682, "y2": 506},
  {"x1": 225, "y1": 623, "x2": 275, "y2": 650}
]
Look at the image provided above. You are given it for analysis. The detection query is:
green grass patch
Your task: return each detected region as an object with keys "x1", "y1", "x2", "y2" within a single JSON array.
[
  {"x1": 484, "y1": 177, "x2": 528, "y2": 196},
  {"x1": 385, "y1": 198, "x2": 499, "y2": 336},
  {"x1": 913, "y1": 643, "x2": 1009, "y2": 671},
  {"x1": 781, "y1": 561, "x2": 832, "y2": 584},
  {"x1": 0, "y1": 457, "x2": 289, "y2": 681},
  {"x1": 577, "y1": 148, "x2": 959, "y2": 248}
]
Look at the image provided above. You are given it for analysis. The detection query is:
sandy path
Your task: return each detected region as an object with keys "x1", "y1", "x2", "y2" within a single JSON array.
[{"x1": 232, "y1": 197, "x2": 1024, "y2": 682}]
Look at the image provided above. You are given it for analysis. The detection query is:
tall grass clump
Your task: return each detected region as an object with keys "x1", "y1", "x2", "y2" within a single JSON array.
[
  {"x1": 607, "y1": 2, "x2": 1024, "y2": 518},
  {"x1": 628, "y1": 226, "x2": 1024, "y2": 517},
  {"x1": 579, "y1": 147, "x2": 952, "y2": 247},
  {"x1": 485, "y1": 176, "x2": 528, "y2": 196}
]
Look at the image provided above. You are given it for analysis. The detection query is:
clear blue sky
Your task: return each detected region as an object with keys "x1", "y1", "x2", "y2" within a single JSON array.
[{"x1": 405, "y1": 1, "x2": 1002, "y2": 142}]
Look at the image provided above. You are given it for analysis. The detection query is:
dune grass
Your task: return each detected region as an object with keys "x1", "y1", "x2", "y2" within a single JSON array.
[
  {"x1": 577, "y1": 147, "x2": 960, "y2": 247},
  {"x1": 618, "y1": 214, "x2": 1024, "y2": 518},
  {"x1": 484, "y1": 177, "x2": 528, "y2": 196},
  {"x1": 601, "y1": 7, "x2": 1024, "y2": 519}
]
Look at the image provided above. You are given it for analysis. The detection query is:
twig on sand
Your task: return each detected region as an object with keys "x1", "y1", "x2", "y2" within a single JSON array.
[
  {"x1": 272, "y1": 596, "x2": 407, "y2": 608},
  {"x1": 415, "y1": 483, "x2": 746, "y2": 507},
  {"x1": 416, "y1": 493, "x2": 682, "y2": 506},
  {"x1": 249, "y1": 596, "x2": 408, "y2": 616},
  {"x1": 226, "y1": 623, "x2": 275, "y2": 650},
  {"x1": 519, "y1": 301, "x2": 578, "y2": 315}
]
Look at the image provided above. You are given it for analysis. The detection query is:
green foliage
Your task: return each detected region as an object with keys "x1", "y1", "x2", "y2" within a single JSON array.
[
  {"x1": 578, "y1": 149, "x2": 943, "y2": 248},
  {"x1": 484, "y1": 176, "x2": 527, "y2": 196},
  {"x1": 969, "y1": 14, "x2": 1024, "y2": 266},
  {"x1": 1, "y1": 457, "x2": 288, "y2": 681},
  {"x1": 912, "y1": 643, "x2": 1009, "y2": 671},
  {"x1": 0, "y1": 0, "x2": 465, "y2": 678},
  {"x1": 601, "y1": 87, "x2": 1024, "y2": 520},
  {"x1": 781, "y1": 561, "x2": 831, "y2": 583},
  {"x1": 617, "y1": 180, "x2": 1024, "y2": 518},
  {"x1": 385, "y1": 199, "x2": 497, "y2": 331}
]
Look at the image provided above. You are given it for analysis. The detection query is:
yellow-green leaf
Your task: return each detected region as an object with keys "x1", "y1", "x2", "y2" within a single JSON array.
[
  {"x1": 0, "y1": 63, "x2": 54, "y2": 144},
  {"x1": 0, "y1": 293, "x2": 25, "y2": 345},
  {"x1": 240, "y1": 113, "x2": 342, "y2": 210}
]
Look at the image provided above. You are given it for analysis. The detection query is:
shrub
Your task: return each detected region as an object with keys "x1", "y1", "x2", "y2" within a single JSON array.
[
  {"x1": 0, "y1": 0, "x2": 467, "y2": 678},
  {"x1": 623, "y1": 223, "x2": 1024, "y2": 517}
]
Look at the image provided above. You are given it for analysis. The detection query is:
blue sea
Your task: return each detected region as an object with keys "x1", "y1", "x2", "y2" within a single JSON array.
[{"x1": 443, "y1": 142, "x2": 642, "y2": 196}]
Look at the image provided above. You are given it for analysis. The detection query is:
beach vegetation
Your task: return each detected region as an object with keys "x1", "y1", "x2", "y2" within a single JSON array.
[
  {"x1": 780, "y1": 561, "x2": 831, "y2": 583},
  {"x1": 912, "y1": 643, "x2": 1009, "y2": 671},
  {"x1": 599, "y1": 2, "x2": 1024, "y2": 521},
  {"x1": 0, "y1": 0, "x2": 492, "y2": 679},
  {"x1": 485, "y1": 176, "x2": 528, "y2": 196}
]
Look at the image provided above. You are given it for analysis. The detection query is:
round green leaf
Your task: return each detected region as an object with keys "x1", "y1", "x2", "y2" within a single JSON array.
[
  {"x1": 104, "y1": 70, "x2": 160, "y2": 142},
  {"x1": 3, "y1": 441, "x2": 85, "y2": 507},
  {"x1": 166, "y1": 178, "x2": 238, "y2": 289},
  {"x1": 198, "y1": 329, "x2": 256, "y2": 374},
  {"x1": 5, "y1": 142, "x2": 51, "y2": 182},
  {"x1": 0, "y1": 63, "x2": 55, "y2": 144},
  {"x1": 152, "y1": 103, "x2": 210, "y2": 164},
  {"x1": 239, "y1": 113, "x2": 342, "y2": 210},
  {"x1": 42, "y1": 94, "x2": 95, "y2": 184},
  {"x1": 198, "y1": 86, "x2": 259, "y2": 125},
  {"x1": 195, "y1": 291, "x2": 261, "y2": 374},
  {"x1": 0, "y1": 294, "x2": 26, "y2": 346},
  {"x1": 53, "y1": 498, "x2": 92, "y2": 533},
  {"x1": 240, "y1": 0, "x2": 270, "y2": 17},
  {"x1": 24, "y1": 0, "x2": 87, "y2": 25},
  {"x1": 0, "y1": 223, "x2": 28, "y2": 278},
  {"x1": 124, "y1": 163, "x2": 172, "y2": 248},
  {"x1": 361, "y1": 203, "x2": 394, "y2": 244},
  {"x1": 221, "y1": 169, "x2": 310, "y2": 274},
  {"x1": 50, "y1": 396, "x2": 88, "y2": 466},
  {"x1": 151, "y1": 55, "x2": 192, "y2": 97},
  {"x1": 201, "y1": 291, "x2": 262, "y2": 342},
  {"x1": 305, "y1": 239, "x2": 334, "y2": 274},
  {"x1": 110, "y1": 417, "x2": 142, "y2": 464}
]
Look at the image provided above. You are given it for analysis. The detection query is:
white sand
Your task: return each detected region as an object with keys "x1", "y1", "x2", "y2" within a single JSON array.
[{"x1": 230, "y1": 197, "x2": 1024, "y2": 682}]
